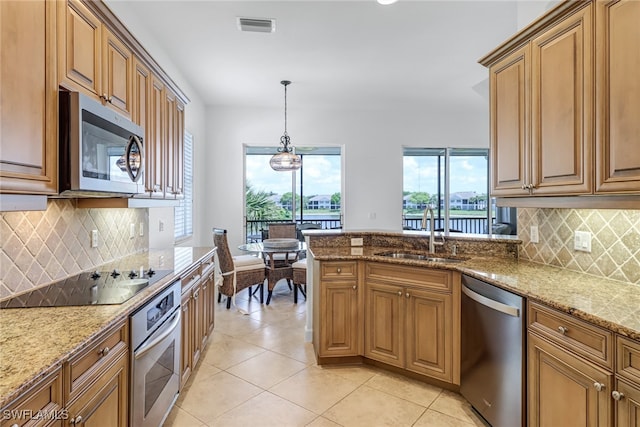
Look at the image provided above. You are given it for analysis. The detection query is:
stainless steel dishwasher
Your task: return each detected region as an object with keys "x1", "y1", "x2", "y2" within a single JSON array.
[{"x1": 460, "y1": 274, "x2": 525, "y2": 427}]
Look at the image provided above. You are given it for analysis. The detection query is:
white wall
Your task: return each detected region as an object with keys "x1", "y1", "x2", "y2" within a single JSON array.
[
  {"x1": 105, "y1": 1, "x2": 207, "y2": 248},
  {"x1": 516, "y1": 1, "x2": 562, "y2": 29},
  {"x1": 203, "y1": 104, "x2": 489, "y2": 252}
]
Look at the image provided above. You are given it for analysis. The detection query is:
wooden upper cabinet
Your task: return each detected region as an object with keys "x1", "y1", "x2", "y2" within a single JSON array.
[
  {"x1": 489, "y1": 44, "x2": 530, "y2": 196},
  {"x1": 0, "y1": 0, "x2": 58, "y2": 194},
  {"x1": 59, "y1": 0, "x2": 101, "y2": 96},
  {"x1": 149, "y1": 76, "x2": 165, "y2": 196},
  {"x1": 164, "y1": 90, "x2": 176, "y2": 196},
  {"x1": 58, "y1": 0, "x2": 133, "y2": 118},
  {"x1": 531, "y1": 4, "x2": 593, "y2": 195},
  {"x1": 102, "y1": 27, "x2": 133, "y2": 117},
  {"x1": 595, "y1": 0, "x2": 640, "y2": 193}
]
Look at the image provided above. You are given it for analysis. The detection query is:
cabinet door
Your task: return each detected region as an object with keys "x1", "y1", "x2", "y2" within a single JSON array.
[
  {"x1": 65, "y1": 353, "x2": 128, "y2": 427},
  {"x1": 1, "y1": 0, "x2": 58, "y2": 195},
  {"x1": 174, "y1": 99, "x2": 185, "y2": 197},
  {"x1": 319, "y1": 281, "x2": 359, "y2": 357},
  {"x1": 595, "y1": 0, "x2": 640, "y2": 193},
  {"x1": 405, "y1": 288, "x2": 452, "y2": 382},
  {"x1": 102, "y1": 27, "x2": 132, "y2": 117},
  {"x1": 531, "y1": 4, "x2": 593, "y2": 195},
  {"x1": 614, "y1": 378, "x2": 640, "y2": 427},
  {"x1": 202, "y1": 271, "x2": 215, "y2": 338},
  {"x1": 148, "y1": 76, "x2": 165, "y2": 196},
  {"x1": 180, "y1": 291, "x2": 192, "y2": 389},
  {"x1": 529, "y1": 333, "x2": 613, "y2": 427},
  {"x1": 191, "y1": 282, "x2": 203, "y2": 368},
  {"x1": 133, "y1": 58, "x2": 152, "y2": 193},
  {"x1": 365, "y1": 282, "x2": 403, "y2": 367},
  {"x1": 59, "y1": 0, "x2": 101, "y2": 96},
  {"x1": 164, "y1": 91, "x2": 176, "y2": 196},
  {"x1": 489, "y1": 44, "x2": 530, "y2": 196},
  {"x1": 0, "y1": 368, "x2": 63, "y2": 427}
]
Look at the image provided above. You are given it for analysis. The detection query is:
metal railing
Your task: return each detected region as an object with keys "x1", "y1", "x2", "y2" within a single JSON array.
[
  {"x1": 245, "y1": 218, "x2": 342, "y2": 243},
  {"x1": 403, "y1": 216, "x2": 495, "y2": 234}
]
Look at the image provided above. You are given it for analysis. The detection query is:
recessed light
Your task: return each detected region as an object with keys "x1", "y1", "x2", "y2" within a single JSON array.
[{"x1": 377, "y1": 0, "x2": 399, "y2": 5}]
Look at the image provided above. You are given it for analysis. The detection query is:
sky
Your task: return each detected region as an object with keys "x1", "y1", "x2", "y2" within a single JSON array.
[
  {"x1": 403, "y1": 155, "x2": 488, "y2": 195},
  {"x1": 246, "y1": 154, "x2": 341, "y2": 196},
  {"x1": 245, "y1": 153, "x2": 488, "y2": 197}
]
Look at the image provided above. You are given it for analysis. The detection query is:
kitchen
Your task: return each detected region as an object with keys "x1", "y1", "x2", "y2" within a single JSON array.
[{"x1": 1, "y1": 0, "x2": 639, "y2": 427}]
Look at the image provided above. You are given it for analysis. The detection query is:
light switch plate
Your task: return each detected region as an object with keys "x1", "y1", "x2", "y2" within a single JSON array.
[
  {"x1": 91, "y1": 230, "x2": 98, "y2": 248},
  {"x1": 129, "y1": 223, "x2": 136, "y2": 239},
  {"x1": 530, "y1": 225, "x2": 539, "y2": 243},
  {"x1": 139, "y1": 222, "x2": 144, "y2": 237},
  {"x1": 351, "y1": 237, "x2": 363, "y2": 246},
  {"x1": 574, "y1": 230, "x2": 592, "y2": 252}
]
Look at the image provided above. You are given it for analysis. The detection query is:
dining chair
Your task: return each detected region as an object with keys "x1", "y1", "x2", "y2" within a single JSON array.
[
  {"x1": 292, "y1": 258, "x2": 307, "y2": 304},
  {"x1": 213, "y1": 228, "x2": 266, "y2": 308},
  {"x1": 267, "y1": 222, "x2": 299, "y2": 267}
]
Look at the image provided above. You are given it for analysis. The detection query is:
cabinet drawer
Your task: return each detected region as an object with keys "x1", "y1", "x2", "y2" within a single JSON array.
[
  {"x1": 320, "y1": 262, "x2": 357, "y2": 280},
  {"x1": 64, "y1": 320, "x2": 128, "y2": 404},
  {"x1": 528, "y1": 302, "x2": 613, "y2": 369},
  {"x1": 617, "y1": 335, "x2": 640, "y2": 384},
  {"x1": 181, "y1": 264, "x2": 201, "y2": 289},
  {"x1": 365, "y1": 262, "x2": 452, "y2": 292},
  {"x1": 1, "y1": 368, "x2": 63, "y2": 427}
]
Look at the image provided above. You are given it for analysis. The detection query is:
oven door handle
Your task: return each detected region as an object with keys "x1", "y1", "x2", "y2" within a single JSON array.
[
  {"x1": 462, "y1": 284, "x2": 520, "y2": 317},
  {"x1": 134, "y1": 310, "x2": 181, "y2": 360}
]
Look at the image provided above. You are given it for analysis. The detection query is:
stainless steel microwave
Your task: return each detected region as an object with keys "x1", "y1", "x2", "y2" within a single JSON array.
[{"x1": 59, "y1": 91, "x2": 145, "y2": 197}]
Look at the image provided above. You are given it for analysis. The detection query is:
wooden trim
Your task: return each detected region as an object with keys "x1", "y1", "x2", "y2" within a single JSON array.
[
  {"x1": 495, "y1": 195, "x2": 640, "y2": 209},
  {"x1": 479, "y1": 0, "x2": 592, "y2": 66}
]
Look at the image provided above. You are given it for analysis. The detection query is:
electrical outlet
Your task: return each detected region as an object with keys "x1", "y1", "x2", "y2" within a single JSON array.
[
  {"x1": 129, "y1": 223, "x2": 135, "y2": 239},
  {"x1": 530, "y1": 225, "x2": 539, "y2": 243},
  {"x1": 351, "y1": 247, "x2": 363, "y2": 256},
  {"x1": 368, "y1": 212, "x2": 376, "y2": 219},
  {"x1": 139, "y1": 222, "x2": 144, "y2": 237},
  {"x1": 91, "y1": 230, "x2": 98, "y2": 248},
  {"x1": 351, "y1": 237, "x2": 363, "y2": 246},
  {"x1": 159, "y1": 220, "x2": 164, "y2": 232},
  {"x1": 574, "y1": 230, "x2": 592, "y2": 252}
]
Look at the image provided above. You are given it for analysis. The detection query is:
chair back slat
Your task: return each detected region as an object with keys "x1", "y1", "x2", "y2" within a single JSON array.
[
  {"x1": 213, "y1": 228, "x2": 235, "y2": 274},
  {"x1": 268, "y1": 222, "x2": 297, "y2": 239}
]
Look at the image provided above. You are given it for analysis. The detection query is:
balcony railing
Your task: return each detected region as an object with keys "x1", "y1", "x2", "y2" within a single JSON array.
[
  {"x1": 245, "y1": 218, "x2": 342, "y2": 243},
  {"x1": 403, "y1": 216, "x2": 495, "y2": 234}
]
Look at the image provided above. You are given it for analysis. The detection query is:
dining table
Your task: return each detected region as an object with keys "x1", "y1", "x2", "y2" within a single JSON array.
[{"x1": 238, "y1": 241, "x2": 307, "y2": 305}]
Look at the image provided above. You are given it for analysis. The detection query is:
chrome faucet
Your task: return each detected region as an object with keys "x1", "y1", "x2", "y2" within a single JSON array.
[{"x1": 422, "y1": 206, "x2": 444, "y2": 254}]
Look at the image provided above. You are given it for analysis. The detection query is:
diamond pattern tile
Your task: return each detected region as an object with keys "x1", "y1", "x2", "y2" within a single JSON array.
[
  {"x1": 0, "y1": 199, "x2": 148, "y2": 297},
  {"x1": 519, "y1": 208, "x2": 640, "y2": 284}
]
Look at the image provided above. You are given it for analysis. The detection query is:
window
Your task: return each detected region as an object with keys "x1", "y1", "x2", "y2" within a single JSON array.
[
  {"x1": 244, "y1": 146, "x2": 342, "y2": 241},
  {"x1": 403, "y1": 148, "x2": 494, "y2": 234},
  {"x1": 175, "y1": 131, "x2": 193, "y2": 241}
]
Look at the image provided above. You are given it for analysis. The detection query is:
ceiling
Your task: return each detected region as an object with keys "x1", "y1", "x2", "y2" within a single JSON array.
[{"x1": 106, "y1": 1, "x2": 530, "y2": 112}]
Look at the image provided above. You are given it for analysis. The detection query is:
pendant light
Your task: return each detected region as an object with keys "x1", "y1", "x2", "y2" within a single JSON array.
[{"x1": 270, "y1": 80, "x2": 302, "y2": 171}]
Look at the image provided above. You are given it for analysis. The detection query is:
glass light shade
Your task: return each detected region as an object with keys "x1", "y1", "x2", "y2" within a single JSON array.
[{"x1": 270, "y1": 152, "x2": 301, "y2": 171}]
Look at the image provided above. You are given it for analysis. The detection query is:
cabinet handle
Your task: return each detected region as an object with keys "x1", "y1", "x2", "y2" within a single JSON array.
[
  {"x1": 71, "y1": 415, "x2": 83, "y2": 425},
  {"x1": 352, "y1": 285, "x2": 357, "y2": 290},
  {"x1": 397, "y1": 291, "x2": 402, "y2": 296},
  {"x1": 98, "y1": 346, "x2": 110, "y2": 357},
  {"x1": 521, "y1": 184, "x2": 527, "y2": 190},
  {"x1": 100, "y1": 94, "x2": 112, "y2": 104},
  {"x1": 337, "y1": 268, "x2": 341, "y2": 273},
  {"x1": 194, "y1": 291, "x2": 199, "y2": 300},
  {"x1": 593, "y1": 382, "x2": 605, "y2": 392},
  {"x1": 557, "y1": 326, "x2": 568, "y2": 335},
  {"x1": 612, "y1": 390, "x2": 625, "y2": 401},
  {"x1": 406, "y1": 292, "x2": 410, "y2": 298},
  {"x1": 11, "y1": 424, "x2": 19, "y2": 427}
]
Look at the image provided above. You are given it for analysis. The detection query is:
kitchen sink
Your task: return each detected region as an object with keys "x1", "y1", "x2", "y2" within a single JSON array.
[{"x1": 375, "y1": 252, "x2": 466, "y2": 263}]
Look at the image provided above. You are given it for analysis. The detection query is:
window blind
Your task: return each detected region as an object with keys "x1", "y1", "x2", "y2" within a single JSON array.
[{"x1": 175, "y1": 131, "x2": 193, "y2": 240}]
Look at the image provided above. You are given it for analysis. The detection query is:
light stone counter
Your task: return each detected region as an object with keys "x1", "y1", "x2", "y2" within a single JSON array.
[{"x1": 0, "y1": 247, "x2": 215, "y2": 408}]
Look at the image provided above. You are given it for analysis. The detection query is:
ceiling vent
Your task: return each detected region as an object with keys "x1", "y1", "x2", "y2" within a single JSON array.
[{"x1": 237, "y1": 17, "x2": 276, "y2": 33}]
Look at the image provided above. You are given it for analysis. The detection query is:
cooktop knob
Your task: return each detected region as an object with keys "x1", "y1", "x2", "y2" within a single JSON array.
[
  {"x1": 111, "y1": 269, "x2": 120, "y2": 278},
  {"x1": 146, "y1": 268, "x2": 155, "y2": 277},
  {"x1": 128, "y1": 270, "x2": 138, "y2": 279},
  {"x1": 90, "y1": 271, "x2": 101, "y2": 280}
]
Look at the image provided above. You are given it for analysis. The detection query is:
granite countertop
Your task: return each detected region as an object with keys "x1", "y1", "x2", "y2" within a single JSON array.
[
  {"x1": 310, "y1": 246, "x2": 640, "y2": 341},
  {"x1": 0, "y1": 246, "x2": 215, "y2": 408}
]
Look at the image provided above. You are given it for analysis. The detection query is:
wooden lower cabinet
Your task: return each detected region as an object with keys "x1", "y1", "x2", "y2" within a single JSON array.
[
  {"x1": 614, "y1": 378, "x2": 640, "y2": 427},
  {"x1": 319, "y1": 280, "x2": 360, "y2": 357},
  {"x1": 528, "y1": 332, "x2": 613, "y2": 427},
  {"x1": 64, "y1": 352, "x2": 128, "y2": 427},
  {"x1": 0, "y1": 368, "x2": 63, "y2": 427},
  {"x1": 365, "y1": 281, "x2": 454, "y2": 382},
  {"x1": 180, "y1": 289, "x2": 193, "y2": 388}
]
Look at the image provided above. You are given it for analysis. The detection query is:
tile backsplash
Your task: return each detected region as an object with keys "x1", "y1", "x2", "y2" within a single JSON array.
[
  {"x1": 0, "y1": 199, "x2": 148, "y2": 299},
  {"x1": 518, "y1": 208, "x2": 640, "y2": 284}
]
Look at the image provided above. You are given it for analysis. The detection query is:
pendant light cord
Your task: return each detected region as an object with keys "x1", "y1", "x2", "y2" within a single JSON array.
[{"x1": 282, "y1": 80, "x2": 290, "y2": 138}]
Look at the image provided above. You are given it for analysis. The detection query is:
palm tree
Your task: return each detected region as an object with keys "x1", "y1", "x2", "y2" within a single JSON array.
[{"x1": 245, "y1": 183, "x2": 285, "y2": 221}]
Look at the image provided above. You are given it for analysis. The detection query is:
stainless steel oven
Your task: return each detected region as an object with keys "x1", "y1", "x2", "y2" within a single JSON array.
[{"x1": 131, "y1": 280, "x2": 181, "y2": 427}]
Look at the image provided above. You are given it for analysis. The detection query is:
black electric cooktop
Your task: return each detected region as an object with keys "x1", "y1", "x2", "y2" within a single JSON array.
[{"x1": 0, "y1": 268, "x2": 173, "y2": 309}]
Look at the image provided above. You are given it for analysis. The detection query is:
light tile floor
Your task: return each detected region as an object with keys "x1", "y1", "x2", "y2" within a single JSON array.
[{"x1": 164, "y1": 283, "x2": 488, "y2": 427}]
